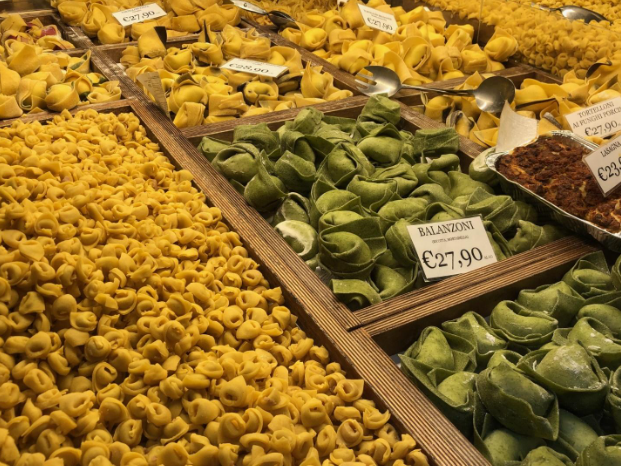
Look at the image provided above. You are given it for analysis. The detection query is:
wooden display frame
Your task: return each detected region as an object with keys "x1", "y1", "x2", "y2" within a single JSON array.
[
  {"x1": 1, "y1": 97, "x2": 491, "y2": 466},
  {"x1": 6, "y1": 4, "x2": 615, "y2": 466}
]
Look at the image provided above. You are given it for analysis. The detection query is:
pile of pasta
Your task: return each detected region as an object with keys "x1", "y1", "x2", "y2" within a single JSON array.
[
  {"x1": 0, "y1": 108, "x2": 429, "y2": 466},
  {"x1": 0, "y1": 47, "x2": 122, "y2": 120},
  {"x1": 121, "y1": 26, "x2": 352, "y2": 128},
  {"x1": 420, "y1": 60, "x2": 621, "y2": 148},
  {"x1": 280, "y1": 0, "x2": 518, "y2": 84},
  {"x1": 0, "y1": 13, "x2": 74, "y2": 53},
  {"x1": 423, "y1": 0, "x2": 621, "y2": 78},
  {"x1": 400, "y1": 251, "x2": 621, "y2": 466},
  {"x1": 242, "y1": 0, "x2": 338, "y2": 26},
  {"x1": 52, "y1": 0, "x2": 242, "y2": 44}
]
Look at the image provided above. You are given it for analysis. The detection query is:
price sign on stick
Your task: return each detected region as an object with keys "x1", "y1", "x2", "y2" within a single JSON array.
[
  {"x1": 221, "y1": 58, "x2": 288, "y2": 78},
  {"x1": 583, "y1": 136, "x2": 621, "y2": 196},
  {"x1": 565, "y1": 97, "x2": 621, "y2": 139},
  {"x1": 407, "y1": 216, "x2": 497, "y2": 281},
  {"x1": 112, "y1": 4, "x2": 167, "y2": 27},
  {"x1": 136, "y1": 72, "x2": 169, "y2": 117},
  {"x1": 358, "y1": 4, "x2": 398, "y2": 34}
]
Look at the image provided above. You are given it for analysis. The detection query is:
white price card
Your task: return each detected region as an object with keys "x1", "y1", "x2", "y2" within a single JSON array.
[
  {"x1": 112, "y1": 3, "x2": 167, "y2": 27},
  {"x1": 358, "y1": 4, "x2": 398, "y2": 34},
  {"x1": 221, "y1": 58, "x2": 287, "y2": 78},
  {"x1": 136, "y1": 72, "x2": 169, "y2": 116},
  {"x1": 407, "y1": 216, "x2": 498, "y2": 281},
  {"x1": 583, "y1": 136, "x2": 621, "y2": 196},
  {"x1": 565, "y1": 97, "x2": 621, "y2": 139}
]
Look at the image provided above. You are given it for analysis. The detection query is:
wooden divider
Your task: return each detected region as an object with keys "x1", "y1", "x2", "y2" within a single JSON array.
[{"x1": 365, "y1": 239, "x2": 599, "y2": 353}]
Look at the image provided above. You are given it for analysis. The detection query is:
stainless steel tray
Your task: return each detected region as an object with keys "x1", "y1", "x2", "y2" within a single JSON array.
[{"x1": 486, "y1": 131, "x2": 621, "y2": 251}]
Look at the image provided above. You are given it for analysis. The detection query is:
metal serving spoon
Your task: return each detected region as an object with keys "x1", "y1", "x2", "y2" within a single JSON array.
[
  {"x1": 230, "y1": 0, "x2": 298, "y2": 28},
  {"x1": 355, "y1": 66, "x2": 516, "y2": 114},
  {"x1": 531, "y1": 3, "x2": 609, "y2": 23}
]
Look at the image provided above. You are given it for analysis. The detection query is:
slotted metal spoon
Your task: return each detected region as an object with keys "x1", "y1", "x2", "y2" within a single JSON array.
[
  {"x1": 230, "y1": 0, "x2": 298, "y2": 28},
  {"x1": 355, "y1": 66, "x2": 516, "y2": 114}
]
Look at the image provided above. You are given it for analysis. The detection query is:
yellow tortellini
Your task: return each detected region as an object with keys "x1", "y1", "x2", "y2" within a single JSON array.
[
  {"x1": 0, "y1": 47, "x2": 121, "y2": 119},
  {"x1": 0, "y1": 109, "x2": 427, "y2": 466},
  {"x1": 280, "y1": 0, "x2": 517, "y2": 84},
  {"x1": 122, "y1": 25, "x2": 352, "y2": 128},
  {"x1": 52, "y1": 0, "x2": 242, "y2": 43},
  {"x1": 0, "y1": 13, "x2": 74, "y2": 53},
  {"x1": 420, "y1": 61, "x2": 621, "y2": 148},
  {"x1": 241, "y1": 0, "x2": 338, "y2": 25},
  {"x1": 424, "y1": 0, "x2": 621, "y2": 77}
]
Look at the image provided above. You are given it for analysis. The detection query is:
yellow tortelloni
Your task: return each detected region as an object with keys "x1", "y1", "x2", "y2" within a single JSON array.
[
  {"x1": 0, "y1": 45, "x2": 120, "y2": 118},
  {"x1": 55, "y1": 0, "x2": 242, "y2": 43},
  {"x1": 124, "y1": 25, "x2": 352, "y2": 127},
  {"x1": 0, "y1": 14, "x2": 74, "y2": 53},
  {"x1": 420, "y1": 58, "x2": 621, "y2": 148},
  {"x1": 0, "y1": 115, "x2": 430, "y2": 457},
  {"x1": 284, "y1": 0, "x2": 517, "y2": 81}
]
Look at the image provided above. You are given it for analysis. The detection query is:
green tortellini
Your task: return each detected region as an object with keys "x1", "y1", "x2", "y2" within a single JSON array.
[
  {"x1": 401, "y1": 252, "x2": 621, "y2": 466},
  {"x1": 518, "y1": 344, "x2": 609, "y2": 415},
  {"x1": 577, "y1": 435, "x2": 621, "y2": 466},
  {"x1": 317, "y1": 215, "x2": 386, "y2": 279},
  {"x1": 489, "y1": 301, "x2": 558, "y2": 349},
  {"x1": 198, "y1": 95, "x2": 563, "y2": 310},
  {"x1": 509, "y1": 447, "x2": 573, "y2": 466},
  {"x1": 563, "y1": 252, "x2": 616, "y2": 297},
  {"x1": 517, "y1": 282, "x2": 585, "y2": 327},
  {"x1": 476, "y1": 362, "x2": 560, "y2": 440},
  {"x1": 441, "y1": 312, "x2": 507, "y2": 365}
]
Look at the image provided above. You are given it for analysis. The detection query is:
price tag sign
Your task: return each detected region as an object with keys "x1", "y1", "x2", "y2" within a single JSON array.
[
  {"x1": 565, "y1": 97, "x2": 621, "y2": 139},
  {"x1": 496, "y1": 102, "x2": 539, "y2": 153},
  {"x1": 407, "y1": 216, "x2": 498, "y2": 281},
  {"x1": 136, "y1": 72, "x2": 169, "y2": 117},
  {"x1": 358, "y1": 4, "x2": 398, "y2": 34},
  {"x1": 221, "y1": 58, "x2": 287, "y2": 78},
  {"x1": 583, "y1": 136, "x2": 621, "y2": 196},
  {"x1": 112, "y1": 3, "x2": 167, "y2": 27}
]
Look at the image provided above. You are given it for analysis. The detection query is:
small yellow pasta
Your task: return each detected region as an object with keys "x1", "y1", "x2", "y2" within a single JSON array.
[{"x1": 0, "y1": 109, "x2": 426, "y2": 466}]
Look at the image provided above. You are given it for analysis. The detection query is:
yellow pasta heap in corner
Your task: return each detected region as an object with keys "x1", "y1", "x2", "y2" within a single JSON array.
[{"x1": 0, "y1": 109, "x2": 428, "y2": 466}]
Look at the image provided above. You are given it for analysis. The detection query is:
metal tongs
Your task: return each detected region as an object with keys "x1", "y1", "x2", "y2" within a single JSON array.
[{"x1": 230, "y1": 0, "x2": 298, "y2": 29}]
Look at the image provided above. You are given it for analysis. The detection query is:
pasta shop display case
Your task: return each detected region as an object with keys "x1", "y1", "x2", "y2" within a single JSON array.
[{"x1": 3, "y1": 0, "x2": 621, "y2": 465}]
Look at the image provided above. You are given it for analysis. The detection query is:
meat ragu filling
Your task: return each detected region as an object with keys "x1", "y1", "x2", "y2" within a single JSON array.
[{"x1": 497, "y1": 138, "x2": 621, "y2": 233}]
